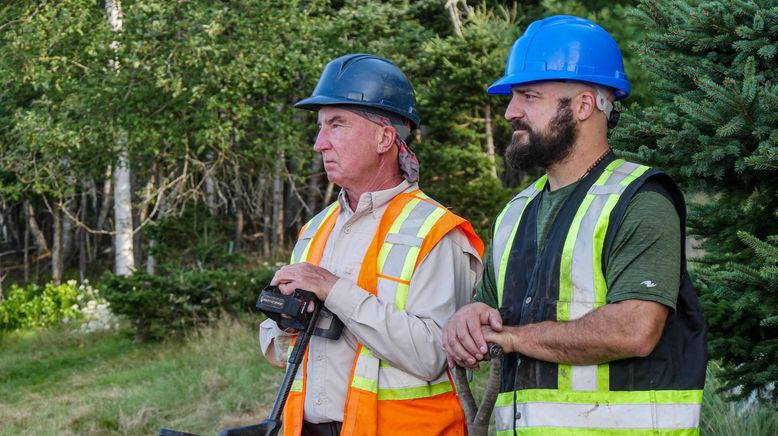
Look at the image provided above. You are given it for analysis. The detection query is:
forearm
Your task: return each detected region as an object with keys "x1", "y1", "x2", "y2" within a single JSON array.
[
  {"x1": 490, "y1": 300, "x2": 669, "y2": 365},
  {"x1": 259, "y1": 318, "x2": 293, "y2": 369}
]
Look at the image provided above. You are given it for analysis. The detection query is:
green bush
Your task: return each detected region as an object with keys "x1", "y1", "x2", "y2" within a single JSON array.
[
  {"x1": 0, "y1": 281, "x2": 82, "y2": 331},
  {"x1": 143, "y1": 204, "x2": 244, "y2": 273},
  {"x1": 100, "y1": 267, "x2": 276, "y2": 341}
]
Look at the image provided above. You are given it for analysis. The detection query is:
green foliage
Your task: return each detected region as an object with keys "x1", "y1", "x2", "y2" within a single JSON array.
[
  {"x1": 699, "y1": 232, "x2": 778, "y2": 402},
  {"x1": 0, "y1": 281, "x2": 81, "y2": 331},
  {"x1": 614, "y1": 0, "x2": 778, "y2": 402},
  {"x1": 144, "y1": 204, "x2": 244, "y2": 272},
  {"x1": 100, "y1": 268, "x2": 276, "y2": 341}
]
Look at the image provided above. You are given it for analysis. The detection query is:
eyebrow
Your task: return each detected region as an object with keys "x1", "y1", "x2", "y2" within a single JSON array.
[
  {"x1": 321, "y1": 114, "x2": 350, "y2": 125},
  {"x1": 513, "y1": 87, "x2": 542, "y2": 95}
]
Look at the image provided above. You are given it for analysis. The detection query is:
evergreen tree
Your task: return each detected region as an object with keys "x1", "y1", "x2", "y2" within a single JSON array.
[{"x1": 613, "y1": 0, "x2": 778, "y2": 402}]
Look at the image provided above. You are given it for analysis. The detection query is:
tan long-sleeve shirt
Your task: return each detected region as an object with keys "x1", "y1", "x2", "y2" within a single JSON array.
[{"x1": 260, "y1": 181, "x2": 482, "y2": 423}]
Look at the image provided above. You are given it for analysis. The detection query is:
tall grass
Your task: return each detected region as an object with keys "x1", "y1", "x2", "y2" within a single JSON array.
[
  {"x1": 0, "y1": 318, "x2": 281, "y2": 435},
  {"x1": 2, "y1": 320, "x2": 776, "y2": 435}
]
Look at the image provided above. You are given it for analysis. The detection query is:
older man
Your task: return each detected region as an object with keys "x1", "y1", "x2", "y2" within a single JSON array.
[
  {"x1": 443, "y1": 16, "x2": 707, "y2": 435},
  {"x1": 260, "y1": 54, "x2": 483, "y2": 436}
]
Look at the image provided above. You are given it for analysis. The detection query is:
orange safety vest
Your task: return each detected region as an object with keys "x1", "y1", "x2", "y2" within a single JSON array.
[{"x1": 283, "y1": 189, "x2": 484, "y2": 436}]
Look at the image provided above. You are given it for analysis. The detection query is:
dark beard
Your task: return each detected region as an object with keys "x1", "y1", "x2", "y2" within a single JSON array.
[{"x1": 505, "y1": 98, "x2": 577, "y2": 171}]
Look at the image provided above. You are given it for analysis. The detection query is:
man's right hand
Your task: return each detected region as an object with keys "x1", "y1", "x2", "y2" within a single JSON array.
[{"x1": 442, "y1": 302, "x2": 503, "y2": 369}]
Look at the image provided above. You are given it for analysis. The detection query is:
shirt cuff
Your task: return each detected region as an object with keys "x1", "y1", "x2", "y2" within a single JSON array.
[
  {"x1": 259, "y1": 318, "x2": 294, "y2": 357},
  {"x1": 325, "y1": 277, "x2": 371, "y2": 322}
]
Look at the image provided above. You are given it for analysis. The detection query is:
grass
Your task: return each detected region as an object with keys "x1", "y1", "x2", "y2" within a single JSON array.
[
  {"x1": 0, "y1": 318, "x2": 281, "y2": 435},
  {"x1": 2, "y1": 320, "x2": 777, "y2": 435}
]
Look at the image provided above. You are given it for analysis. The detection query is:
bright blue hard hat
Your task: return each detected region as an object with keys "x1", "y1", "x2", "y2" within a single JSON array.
[
  {"x1": 488, "y1": 15, "x2": 631, "y2": 100},
  {"x1": 295, "y1": 54, "x2": 420, "y2": 128}
]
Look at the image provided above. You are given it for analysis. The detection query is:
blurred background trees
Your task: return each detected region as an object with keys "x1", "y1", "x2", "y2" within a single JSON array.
[{"x1": 0, "y1": 0, "x2": 775, "y2": 407}]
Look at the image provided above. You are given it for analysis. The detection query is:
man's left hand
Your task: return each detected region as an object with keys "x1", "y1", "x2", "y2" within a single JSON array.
[{"x1": 270, "y1": 262, "x2": 339, "y2": 302}]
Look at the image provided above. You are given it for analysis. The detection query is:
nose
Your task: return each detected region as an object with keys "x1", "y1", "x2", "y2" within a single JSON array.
[
  {"x1": 504, "y1": 95, "x2": 525, "y2": 121},
  {"x1": 313, "y1": 128, "x2": 330, "y2": 152}
]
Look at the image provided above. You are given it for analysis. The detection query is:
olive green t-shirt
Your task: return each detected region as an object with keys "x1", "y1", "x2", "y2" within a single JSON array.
[{"x1": 474, "y1": 180, "x2": 681, "y2": 310}]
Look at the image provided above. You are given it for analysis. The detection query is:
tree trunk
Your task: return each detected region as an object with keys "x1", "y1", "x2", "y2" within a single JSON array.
[
  {"x1": 96, "y1": 166, "x2": 113, "y2": 231},
  {"x1": 323, "y1": 182, "x2": 335, "y2": 206},
  {"x1": 61, "y1": 198, "x2": 77, "y2": 264},
  {"x1": 113, "y1": 146, "x2": 135, "y2": 276},
  {"x1": 79, "y1": 189, "x2": 88, "y2": 282},
  {"x1": 234, "y1": 203, "x2": 244, "y2": 252},
  {"x1": 306, "y1": 154, "x2": 323, "y2": 216},
  {"x1": 25, "y1": 201, "x2": 48, "y2": 255},
  {"x1": 51, "y1": 204, "x2": 63, "y2": 286},
  {"x1": 107, "y1": 0, "x2": 134, "y2": 276},
  {"x1": 23, "y1": 204, "x2": 30, "y2": 282},
  {"x1": 271, "y1": 171, "x2": 284, "y2": 258},
  {"x1": 146, "y1": 181, "x2": 167, "y2": 276},
  {"x1": 484, "y1": 103, "x2": 497, "y2": 178}
]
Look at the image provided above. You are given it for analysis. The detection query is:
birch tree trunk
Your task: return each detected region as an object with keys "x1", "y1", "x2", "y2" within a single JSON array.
[
  {"x1": 114, "y1": 146, "x2": 135, "y2": 275},
  {"x1": 106, "y1": 0, "x2": 135, "y2": 276}
]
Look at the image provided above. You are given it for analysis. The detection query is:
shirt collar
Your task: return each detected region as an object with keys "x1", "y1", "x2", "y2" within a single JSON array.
[{"x1": 337, "y1": 180, "x2": 417, "y2": 218}]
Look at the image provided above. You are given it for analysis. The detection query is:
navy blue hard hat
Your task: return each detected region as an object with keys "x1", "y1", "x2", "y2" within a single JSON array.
[
  {"x1": 488, "y1": 15, "x2": 631, "y2": 100},
  {"x1": 295, "y1": 54, "x2": 420, "y2": 128}
]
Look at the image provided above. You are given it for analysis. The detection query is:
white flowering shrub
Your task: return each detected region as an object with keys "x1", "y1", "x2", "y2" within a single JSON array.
[{"x1": 73, "y1": 280, "x2": 120, "y2": 334}]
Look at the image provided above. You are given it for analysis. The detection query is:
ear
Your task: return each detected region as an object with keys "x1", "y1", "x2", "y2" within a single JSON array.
[
  {"x1": 574, "y1": 91, "x2": 597, "y2": 122},
  {"x1": 376, "y1": 125, "x2": 397, "y2": 154}
]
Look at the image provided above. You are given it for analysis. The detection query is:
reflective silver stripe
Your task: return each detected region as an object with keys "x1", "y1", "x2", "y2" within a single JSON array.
[
  {"x1": 379, "y1": 199, "x2": 438, "y2": 278},
  {"x1": 563, "y1": 160, "x2": 647, "y2": 390},
  {"x1": 495, "y1": 402, "x2": 701, "y2": 431},
  {"x1": 493, "y1": 179, "x2": 545, "y2": 304},
  {"x1": 291, "y1": 202, "x2": 338, "y2": 264},
  {"x1": 571, "y1": 364, "x2": 598, "y2": 390}
]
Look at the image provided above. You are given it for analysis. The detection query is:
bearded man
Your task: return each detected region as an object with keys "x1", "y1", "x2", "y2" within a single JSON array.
[{"x1": 442, "y1": 15, "x2": 707, "y2": 435}]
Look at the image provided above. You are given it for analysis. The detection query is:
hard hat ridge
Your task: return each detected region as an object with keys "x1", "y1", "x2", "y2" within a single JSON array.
[{"x1": 295, "y1": 54, "x2": 420, "y2": 129}]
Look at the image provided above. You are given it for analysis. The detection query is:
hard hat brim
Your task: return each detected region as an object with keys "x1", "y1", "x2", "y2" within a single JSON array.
[
  {"x1": 487, "y1": 73, "x2": 630, "y2": 100},
  {"x1": 294, "y1": 95, "x2": 420, "y2": 129}
]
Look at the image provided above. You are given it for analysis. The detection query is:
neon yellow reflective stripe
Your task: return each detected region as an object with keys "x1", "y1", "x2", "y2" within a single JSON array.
[
  {"x1": 351, "y1": 375, "x2": 378, "y2": 393},
  {"x1": 398, "y1": 246, "x2": 420, "y2": 282},
  {"x1": 597, "y1": 363, "x2": 610, "y2": 391},
  {"x1": 291, "y1": 379, "x2": 303, "y2": 392},
  {"x1": 534, "y1": 175, "x2": 548, "y2": 190},
  {"x1": 557, "y1": 194, "x2": 596, "y2": 321},
  {"x1": 592, "y1": 194, "x2": 620, "y2": 304},
  {"x1": 514, "y1": 388, "x2": 703, "y2": 404},
  {"x1": 394, "y1": 282, "x2": 410, "y2": 311},
  {"x1": 377, "y1": 242, "x2": 394, "y2": 272},
  {"x1": 360, "y1": 346, "x2": 374, "y2": 357},
  {"x1": 389, "y1": 198, "x2": 421, "y2": 234},
  {"x1": 495, "y1": 175, "x2": 548, "y2": 305},
  {"x1": 297, "y1": 203, "x2": 338, "y2": 263},
  {"x1": 558, "y1": 364, "x2": 572, "y2": 390},
  {"x1": 496, "y1": 428, "x2": 699, "y2": 436},
  {"x1": 376, "y1": 380, "x2": 453, "y2": 400},
  {"x1": 496, "y1": 391, "x2": 514, "y2": 407},
  {"x1": 416, "y1": 206, "x2": 446, "y2": 238}
]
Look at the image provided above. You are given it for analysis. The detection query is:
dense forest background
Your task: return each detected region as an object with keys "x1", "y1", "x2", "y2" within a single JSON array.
[{"x1": 1, "y1": 0, "x2": 776, "y2": 406}]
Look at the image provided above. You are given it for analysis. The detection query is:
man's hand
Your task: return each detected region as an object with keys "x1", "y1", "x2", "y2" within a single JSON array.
[
  {"x1": 270, "y1": 262, "x2": 339, "y2": 303},
  {"x1": 442, "y1": 302, "x2": 503, "y2": 369}
]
